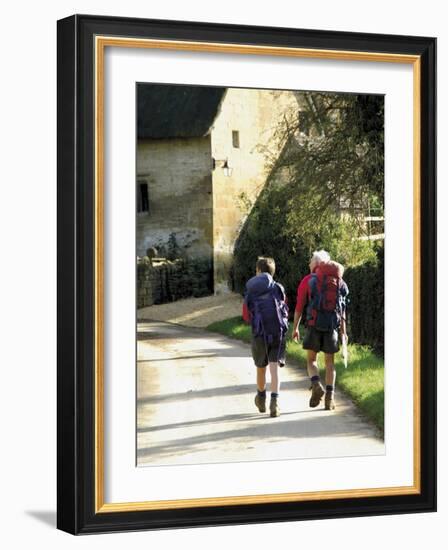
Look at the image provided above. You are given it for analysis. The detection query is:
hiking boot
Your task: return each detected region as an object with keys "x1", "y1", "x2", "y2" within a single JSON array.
[
  {"x1": 255, "y1": 393, "x2": 266, "y2": 413},
  {"x1": 325, "y1": 391, "x2": 336, "y2": 411},
  {"x1": 309, "y1": 380, "x2": 325, "y2": 408},
  {"x1": 270, "y1": 396, "x2": 280, "y2": 418}
]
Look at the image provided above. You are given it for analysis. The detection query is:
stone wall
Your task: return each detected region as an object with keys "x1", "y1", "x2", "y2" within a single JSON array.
[
  {"x1": 137, "y1": 257, "x2": 212, "y2": 309},
  {"x1": 210, "y1": 88, "x2": 299, "y2": 293},
  {"x1": 136, "y1": 136, "x2": 213, "y2": 261}
]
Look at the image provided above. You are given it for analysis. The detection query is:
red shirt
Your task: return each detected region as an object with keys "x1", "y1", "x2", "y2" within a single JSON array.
[{"x1": 295, "y1": 273, "x2": 313, "y2": 317}]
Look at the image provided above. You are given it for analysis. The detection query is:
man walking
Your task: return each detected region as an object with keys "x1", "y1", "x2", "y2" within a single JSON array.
[{"x1": 292, "y1": 250, "x2": 348, "y2": 410}]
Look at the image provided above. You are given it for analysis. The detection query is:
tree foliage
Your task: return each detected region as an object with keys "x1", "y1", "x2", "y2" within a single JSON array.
[
  {"x1": 232, "y1": 91, "x2": 385, "y2": 330},
  {"x1": 268, "y1": 91, "x2": 384, "y2": 221}
]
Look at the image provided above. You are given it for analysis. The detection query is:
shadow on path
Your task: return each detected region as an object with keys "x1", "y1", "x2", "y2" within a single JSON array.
[
  {"x1": 138, "y1": 379, "x2": 309, "y2": 405},
  {"x1": 138, "y1": 353, "x2": 217, "y2": 363},
  {"x1": 137, "y1": 414, "x2": 369, "y2": 461},
  {"x1": 137, "y1": 410, "x2": 307, "y2": 433},
  {"x1": 137, "y1": 320, "x2": 383, "y2": 465}
]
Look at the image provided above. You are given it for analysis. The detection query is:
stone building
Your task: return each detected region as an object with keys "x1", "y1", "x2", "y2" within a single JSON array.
[{"x1": 137, "y1": 84, "x2": 298, "y2": 294}]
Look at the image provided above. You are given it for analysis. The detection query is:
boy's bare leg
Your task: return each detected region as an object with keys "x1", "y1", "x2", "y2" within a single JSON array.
[
  {"x1": 255, "y1": 367, "x2": 267, "y2": 413},
  {"x1": 324, "y1": 353, "x2": 336, "y2": 410},
  {"x1": 256, "y1": 367, "x2": 267, "y2": 392},
  {"x1": 269, "y1": 362, "x2": 280, "y2": 394}
]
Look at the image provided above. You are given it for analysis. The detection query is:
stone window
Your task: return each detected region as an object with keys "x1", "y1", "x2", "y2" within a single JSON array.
[
  {"x1": 137, "y1": 181, "x2": 149, "y2": 214},
  {"x1": 232, "y1": 130, "x2": 240, "y2": 148}
]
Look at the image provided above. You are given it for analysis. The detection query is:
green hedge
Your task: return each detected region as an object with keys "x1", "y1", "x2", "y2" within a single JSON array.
[
  {"x1": 344, "y1": 245, "x2": 384, "y2": 354},
  {"x1": 231, "y1": 185, "x2": 310, "y2": 308}
]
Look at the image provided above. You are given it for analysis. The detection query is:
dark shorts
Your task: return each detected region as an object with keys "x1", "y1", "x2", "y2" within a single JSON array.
[
  {"x1": 251, "y1": 336, "x2": 286, "y2": 368},
  {"x1": 302, "y1": 326, "x2": 339, "y2": 354}
]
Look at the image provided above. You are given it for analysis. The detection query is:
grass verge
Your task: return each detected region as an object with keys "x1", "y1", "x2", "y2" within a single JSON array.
[{"x1": 207, "y1": 316, "x2": 384, "y2": 434}]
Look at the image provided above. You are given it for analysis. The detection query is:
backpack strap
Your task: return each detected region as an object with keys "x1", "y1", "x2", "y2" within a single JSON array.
[
  {"x1": 306, "y1": 274, "x2": 318, "y2": 322},
  {"x1": 274, "y1": 282, "x2": 287, "y2": 302}
]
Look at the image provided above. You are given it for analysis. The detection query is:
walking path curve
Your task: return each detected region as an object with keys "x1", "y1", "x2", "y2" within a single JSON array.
[
  {"x1": 138, "y1": 292, "x2": 243, "y2": 328},
  {"x1": 137, "y1": 320, "x2": 383, "y2": 467}
]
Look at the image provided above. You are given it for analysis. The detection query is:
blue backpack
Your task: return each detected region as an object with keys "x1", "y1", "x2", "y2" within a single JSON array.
[{"x1": 246, "y1": 274, "x2": 289, "y2": 344}]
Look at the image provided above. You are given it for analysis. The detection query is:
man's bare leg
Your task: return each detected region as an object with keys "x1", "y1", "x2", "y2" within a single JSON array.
[
  {"x1": 324, "y1": 353, "x2": 336, "y2": 410},
  {"x1": 324, "y1": 353, "x2": 336, "y2": 386},
  {"x1": 308, "y1": 350, "x2": 325, "y2": 407},
  {"x1": 307, "y1": 350, "x2": 319, "y2": 378},
  {"x1": 268, "y1": 362, "x2": 280, "y2": 417}
]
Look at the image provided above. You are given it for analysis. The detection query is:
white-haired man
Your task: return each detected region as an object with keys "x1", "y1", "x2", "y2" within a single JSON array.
[{"x1": 292, "y1": 250, "x2": 349, "y2": 410}]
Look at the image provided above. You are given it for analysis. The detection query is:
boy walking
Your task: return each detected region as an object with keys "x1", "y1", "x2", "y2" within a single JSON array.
[
  {"x1": 292, "y1": 250, "x2": 348, "y2": 410},
  {"x1": 243, "y1": 257, "x2": 289, "y2": 417}
]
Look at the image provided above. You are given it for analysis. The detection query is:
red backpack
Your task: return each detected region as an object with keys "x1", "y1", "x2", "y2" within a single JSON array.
[{"x1": 306, "y1": 262, "x2": 345, "y2": 332}]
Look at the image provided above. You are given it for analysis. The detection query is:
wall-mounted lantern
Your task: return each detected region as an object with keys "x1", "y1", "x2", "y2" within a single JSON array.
[{"x1": 212, "y1": 157, "x2": 233, "y2": 177}]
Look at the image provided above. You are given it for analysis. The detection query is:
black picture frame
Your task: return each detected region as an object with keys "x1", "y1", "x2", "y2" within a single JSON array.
[{"x1": 57, "y1": 14, "x2": 436, "y2": 535}]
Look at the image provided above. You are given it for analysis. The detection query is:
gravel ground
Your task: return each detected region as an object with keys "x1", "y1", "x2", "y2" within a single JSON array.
[{"x1": 137, "y1": 292, "x2": 243, "y2": 328}]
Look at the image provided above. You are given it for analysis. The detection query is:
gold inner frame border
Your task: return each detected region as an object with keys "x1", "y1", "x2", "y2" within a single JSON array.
[{"x1": 94, "y1": 35, "x2": 421, "y2": 514}]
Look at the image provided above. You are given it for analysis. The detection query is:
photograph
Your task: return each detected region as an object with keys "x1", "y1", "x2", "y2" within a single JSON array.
[
  {"x1": 55, "y1": 13, "x2": 436, "y2": 533},
  {"x1": 1, "y1": 0, "x2": 443, "y2": 544},
  {"x1": 135, "y1": 83, "x2": 386, "y2": 467}
]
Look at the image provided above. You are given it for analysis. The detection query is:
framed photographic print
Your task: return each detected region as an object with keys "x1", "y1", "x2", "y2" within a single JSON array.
[{"x1": 57, "y1": 14, "x2": 436, "y2": 534}]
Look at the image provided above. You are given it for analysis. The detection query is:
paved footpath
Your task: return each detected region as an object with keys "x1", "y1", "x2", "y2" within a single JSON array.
[
  {"x1": 138, "y1": 292, "x2": 243, "y2": 328},
  {"x1": 137, "y1": 320, "x2": 384, "y2": 467}
]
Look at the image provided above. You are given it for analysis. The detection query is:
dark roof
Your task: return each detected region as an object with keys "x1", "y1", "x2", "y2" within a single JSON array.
[{"x1": 137, "y1": 84, "x2": 227, "y2": 139}]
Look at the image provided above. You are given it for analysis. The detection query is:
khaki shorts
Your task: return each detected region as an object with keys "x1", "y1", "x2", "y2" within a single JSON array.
[
  {"x1": 251, "y1": 336, "x2": 286, "y2": 368},
  {"x1": 302, "y1": 326, "x2": 339, "y2": 354}
]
